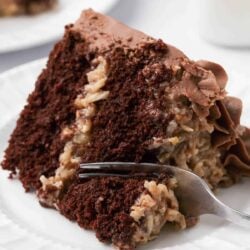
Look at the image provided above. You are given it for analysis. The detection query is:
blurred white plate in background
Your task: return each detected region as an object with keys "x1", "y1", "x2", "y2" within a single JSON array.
[
  {"x1": 1, "y1": 59, "x2": 250, "y2": 249},
  {"x1": 0, "y1": 0, "x2": 118, "y2": 54},
  {"x1": 197, "y1": 0, "x2": 250, "y2": 47}
]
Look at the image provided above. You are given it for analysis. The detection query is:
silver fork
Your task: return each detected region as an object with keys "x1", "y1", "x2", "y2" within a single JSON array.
[{"x1": 79, "y1": 162, "x2": 250, "y2": 228}]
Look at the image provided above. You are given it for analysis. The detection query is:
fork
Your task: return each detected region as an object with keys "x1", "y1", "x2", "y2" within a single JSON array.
[{"x1": 79, "y1": 162, "x2": 250, "y2": 228}]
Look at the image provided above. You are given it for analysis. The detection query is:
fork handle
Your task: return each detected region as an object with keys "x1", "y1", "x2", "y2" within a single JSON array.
[{"x1": 213, "y1": 199, "x2": 250, "y2": 228}]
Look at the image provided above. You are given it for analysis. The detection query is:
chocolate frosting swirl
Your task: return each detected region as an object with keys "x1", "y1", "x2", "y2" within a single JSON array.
[{"x1": 200, "y1": 61, "x2": 250, "y2": 179}]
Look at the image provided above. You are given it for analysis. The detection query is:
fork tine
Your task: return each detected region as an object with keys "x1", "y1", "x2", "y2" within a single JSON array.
[
  {"x1": 79, "y1": 162, "x2": 162, "y2": 171},
  {"x1": 79, "y1": 162, "x2": 176, "y2": 177},
  {"x1": 79, "y1": 172, "x2": 159, "y2": 179},
  {"x1": 79, "y1": 173, "x2": 130, "y2": 178},
  {"x1": 79, "y1": 162, "x2": 138, "y2": 168},
  {"x1": 81, "y1": 162, "x2": 162, "y2": 166},
  {"x1": 79, "y1": 162, "x2": 138, "y2": 172},
  {"x1": 79, "y1": 165, "x2": 103, "y2": 170},
  {"x1": 79, "y1": 162, "x2": 164, "y2": 179}
]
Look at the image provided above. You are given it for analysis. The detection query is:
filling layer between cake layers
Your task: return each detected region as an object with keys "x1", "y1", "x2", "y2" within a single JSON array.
[
  {"x1": 38, "y1": 57, "x2": 109, "y2": 207},
  {"x1": 130, "y1": 179, "x2": 186, "y2": 246}
]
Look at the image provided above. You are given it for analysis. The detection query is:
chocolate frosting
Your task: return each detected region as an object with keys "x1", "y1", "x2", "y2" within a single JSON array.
[
  {"x1": 200, "y1": 61, "x2": 250, "y2": 178},
  {"x1": 196, "y1": 60, "x2": 228, "y2": 89},
  {"x1": 73, "y1": 9, "x2": 185, "y2": 59},
  {"x1": 172, "y1": 60, "x2": 224, "y2": 111},
  {"x1": 73, "y1": 9, "x2": 154, "y2": 51},
  {"x1": 73, "y1": 9, "x2": 250, "y2": 178}
]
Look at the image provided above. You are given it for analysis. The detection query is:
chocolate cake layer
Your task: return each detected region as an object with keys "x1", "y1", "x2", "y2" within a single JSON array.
[{"x1": 2, "y1": 9, "x2": 250, "y2": 250}]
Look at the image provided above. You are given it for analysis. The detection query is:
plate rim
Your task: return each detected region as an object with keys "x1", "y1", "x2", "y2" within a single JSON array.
[{"x1": 0, "y1": 57, "x2": 47, "y2": 79}]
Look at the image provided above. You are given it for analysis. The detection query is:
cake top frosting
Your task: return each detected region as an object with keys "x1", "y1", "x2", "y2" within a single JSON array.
[
  {"x1": 73, "y1": 9, "x2": 185, "y2": 60},
  {"x1": 74, "y1": 9, "x2": 153, "y2": 49}
]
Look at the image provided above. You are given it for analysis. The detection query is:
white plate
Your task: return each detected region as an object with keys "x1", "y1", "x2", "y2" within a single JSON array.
[
  {"x1": 0, "y1": 0, "x2": 118, "y2": 54},
  {"x1": 0, "y1": 59, "x2": 250, "y2": 250}
]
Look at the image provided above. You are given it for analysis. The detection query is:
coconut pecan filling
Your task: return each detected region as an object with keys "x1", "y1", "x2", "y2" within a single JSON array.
[
  {"x1": 38, "y1": 57, "x2": 109, "y2": 207},
  {"x1": 130, "y1": 180, "x2": 186, "y2": 246},
  {"x1": 149, "y1": 88, "x2": 231, "y2": 189}
]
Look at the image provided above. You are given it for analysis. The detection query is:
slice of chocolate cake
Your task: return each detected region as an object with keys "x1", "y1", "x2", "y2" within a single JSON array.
[
  {"x1": 2, "y1": 9, "x2": 250, "y2": 250},
  {"x1": 0, "y1": 0, "x2": 57, "y2": 16}
]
